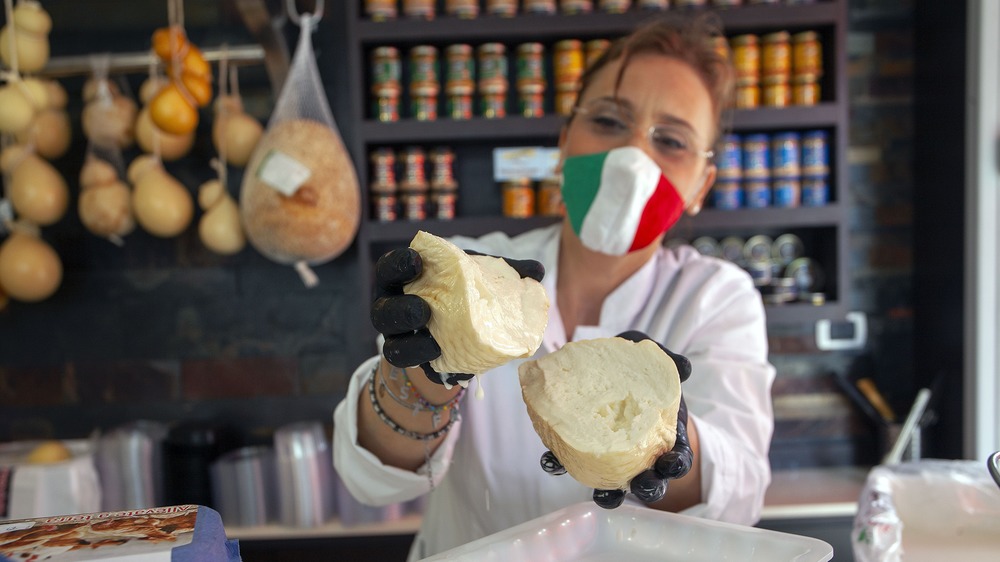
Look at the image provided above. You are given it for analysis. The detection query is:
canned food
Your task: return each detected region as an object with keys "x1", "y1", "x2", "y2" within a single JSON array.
[
  {"x1": 502, "y1": 179, "x2": 535, "y2": 217},
  {"x1": 401, "y1": 191, "x2": 428, "y2": 220},
  {"x1": 720, "y1": 236, "x2": 745, "y2": 264},
  {"x1": 801, "y1": 176, "x2": 829, "y2": 206},
  {"x1": 638, "y1": 0, "x2": 670, "y2": 8},
  {"x1": 801, "y1": 130, "x2": 829, "y2": 176},
  {"x1": 599, "y1": 0, "x2": 632, "y2": 13},
  {"x1": 372, "y1": 85, "x2": 401, "y2": 122},
  {"x1": 371, "y1": 46, "x2": 401, "y2": 88},
  {"x1": 711, "y1": 180, "x2": 743, "y2": 210},
  {"x1": 734, "y1": 84, "x2": 760, "y2": 109},
  {"x1": 432, "y1": 188, "x2": 458, "y2": 220},
  {"x1": 692, "y1": 236, "x2": 721, "y2": 258},
  {"x1": 554, "y1": 40, "x2": 584, "y2": 87},
  {"x1": 743, "y1": 235, "x2": 774, "y2": 264},
  {"x1": 445, "y1": 44, "x2": 475, "y2": 89},
  {"x1": 792, "y1": 31, "x2": 822, "y2": 76},
  {"x1": 585, "y1": 39, "x2": 611, "y2": 68},
  {"x1": 517, "y1": 43, "x2": 546, "y2": 88},
  {"x1": 366, "y1": 0, "x2": 398, "y2": 20},
  {"x1": 730, "y1": 34, "x2": 760, "y2": 84},
  {"x1": 741, "y1": 133, "x2": 770, "y2": 178},
  {"x1": 412, "y1": 94, "x2": 438, "y2": 121},
  {"x1": 792, "y1": 73, "x2": 820, "y2": 106},
  {"x1": 446, "y1": 0, "x2": 480, "y2": 18},
  {"x1": 372, "y1": 193, "x2": 398, "y2": 221},
  {"x1": 560, "y1": 0, "x2": 594, "y2": 13},
  {"x1": 772, "y1": 177, "x2": 801, "y2": 208},
  {"x1": 770, "y1": 132, "x2": 801, "y2": 177},
  {"x1": 409, "y1": 45, "x2": 439, "y2": 88},
  {"x1": 399, "y1": 147, "x2": 428, "y2": 191},
  {"x1": 477, "y1": 43, "x2": 509, "y2": 92},
  {"x1": 519, "y1": 88, "x2": 545, "y2": 118},
  {"x1": 524, "y1": 0, "x2": 557, "y2": 14},
  {"x1": 486, "y1": 0, "x2": 519, "y2": 16},
  {"x1": 430, "y1": 147, "x2": 457, "y2": 190},
  {"x1": 481, "y1": 87, "x2": 507, "y2": 119},
  {"x1": 744, "y1": 180, "x2": 771, "y2": 208},
  {"x1": 745, "y1": 260, "x2": 773, "y2": 288},
  {"x1": 403, "y1": 0, "x2": 436, "y2": 19},
  {"x1": 555, "y1": 88, "x2": 579, "y2": 116},
  {"x1": 676, "y1": 0, "x2": 709, "y2": 6},
  {"x1": 762, "y1": 76, "x2": 790, "y2": 107},
  {"x1": 370, "y1": 147, "x2": 397, "y2": 192},
  {"x1": 711, "y1": 0, "x2": 743, "y2": 7},
  {"x1": 771, "y1": 233, "x2": 804, "y2": 265},
  {"x1": 785, "y1": 257, "x2": 824, "y2": 292},
  {"x1": 537, "y1": 178, "x2": 564, "y2": 216},
  {"x1": 761, "y1": 31, "x2": 791, "y2": 78},
  {"x1": 446, "y1": 91, "x2": 473, "y2": 120},
  {"x1": 716, "y1": 133, "x2": 743, "y2": 179}
]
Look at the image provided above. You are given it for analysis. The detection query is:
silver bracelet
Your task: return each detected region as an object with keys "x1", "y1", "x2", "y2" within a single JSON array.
[{"x1": 368, "y1": 373, "x2": 458, "y2": 441}]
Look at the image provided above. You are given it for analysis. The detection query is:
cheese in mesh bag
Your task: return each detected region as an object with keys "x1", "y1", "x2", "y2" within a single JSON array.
[{"x1": 240, "y1": 8, "x2": 360, "y2": 287}]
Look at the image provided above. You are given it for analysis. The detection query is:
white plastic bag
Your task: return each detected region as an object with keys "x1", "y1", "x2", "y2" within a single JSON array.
[
  {"x1": 240, "y1": 0, "x2": 360, "y2": 287},
  {"x1": 853, "y1": 459, "x2": 1000, "y2": 562}
]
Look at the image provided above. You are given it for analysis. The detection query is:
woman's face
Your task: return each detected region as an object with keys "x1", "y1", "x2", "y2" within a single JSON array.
[{"x1": 560, "y1": 53, "x2": 718, "y2": 211}]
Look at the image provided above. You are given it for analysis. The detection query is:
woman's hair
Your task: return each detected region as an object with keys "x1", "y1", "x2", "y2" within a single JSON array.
[{"x1": 576, "y1": 13, "x2": 736, "y2": 144}]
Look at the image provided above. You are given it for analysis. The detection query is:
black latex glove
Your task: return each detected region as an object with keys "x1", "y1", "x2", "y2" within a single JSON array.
[
  {"x1": 540, "y1": 330, "x2": 693, "y2": 509},
  {"x1": 370, "y1": 247, "x2": 545, "y2": 386}
]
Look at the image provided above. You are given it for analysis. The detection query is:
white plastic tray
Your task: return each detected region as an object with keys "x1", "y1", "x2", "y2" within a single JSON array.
[{"x1": 422, "y1": 502, "x2": 834, "y2": 561}]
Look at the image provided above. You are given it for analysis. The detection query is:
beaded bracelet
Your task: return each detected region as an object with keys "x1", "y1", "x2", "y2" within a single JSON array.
[
  {"x1": 381, "y1": 364, "x2": 466, "y2": 428},
  {"x1": 368, "y1": 373, "x2": 458, "y2": 441}
]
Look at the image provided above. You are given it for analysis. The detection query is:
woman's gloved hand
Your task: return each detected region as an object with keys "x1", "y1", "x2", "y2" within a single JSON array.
[
  {"x1": 539, "y1": 330, "x2": 693, "y2": 509},
  {"x1": 370, "y1": 247, "x2": 545, "y2": 386}
]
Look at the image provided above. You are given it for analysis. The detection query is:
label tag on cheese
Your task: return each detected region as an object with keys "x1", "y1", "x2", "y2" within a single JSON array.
[{"x1": 258, "y1": 150, "x2": 312, "y2": 196}]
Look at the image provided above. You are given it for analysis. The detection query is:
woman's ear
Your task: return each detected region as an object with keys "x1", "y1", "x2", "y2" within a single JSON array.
[{"x1": 687, "y1": 163, "x2": 717, "y2": 216}]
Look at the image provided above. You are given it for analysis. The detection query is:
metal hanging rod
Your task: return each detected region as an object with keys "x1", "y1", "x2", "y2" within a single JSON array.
[{"x1": 37, "y1": 43, "x2": 266, "y2": 78}]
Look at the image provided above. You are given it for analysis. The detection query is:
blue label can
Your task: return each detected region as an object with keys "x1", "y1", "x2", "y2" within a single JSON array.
[
  {"x1": 802, "y1": 130, "x2": 829, "y2": 176},
  {"x1": 771, "y1": 132, "x2": 801, "y2": 177},
  {"x1": 742, "y1": 134, "x2": 771, "y2": 179},
  {"x1": 801, "y1": 176, "x2": 829, "y2": 206},
  {"x1": 712, "y1": 180, "x2": 743, "y2": 210},
  {"x1": 716, "y1": 133, "x2": 743, "y2": 179},
  {"x1": 772, "y1": 177, "x2": 801, "y2": 207},
  {"x1": 745, "y1": 179, "x2": 771, "y2": 208}
]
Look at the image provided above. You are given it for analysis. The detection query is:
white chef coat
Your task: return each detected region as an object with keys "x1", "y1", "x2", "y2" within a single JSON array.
[{"x1": 333, "y1": 224, "x2": 775, "y2": 561}]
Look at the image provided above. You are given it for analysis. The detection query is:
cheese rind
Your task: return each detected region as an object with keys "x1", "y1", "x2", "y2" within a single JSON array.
[
  {"x1": 519, "y1": 337, "x2": 681, "y2": 490},
  {"x1": 403, "y1": 231, "x2": 549, "y2": 375}
]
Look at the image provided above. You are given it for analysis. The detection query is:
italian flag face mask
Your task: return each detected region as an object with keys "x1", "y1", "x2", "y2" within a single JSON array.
[{"x1": 560, "y1": 146, "x2": 686, "y2": 256}]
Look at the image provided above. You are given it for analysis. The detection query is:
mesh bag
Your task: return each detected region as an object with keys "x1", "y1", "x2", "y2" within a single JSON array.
[{"x1": 240, "y1": 3, "x2": 359, "y2": 287}]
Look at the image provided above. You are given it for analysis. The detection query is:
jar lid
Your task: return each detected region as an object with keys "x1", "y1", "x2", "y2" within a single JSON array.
[
  {"x1": 446, "y1": 43, "x2": 473, "y2": 56},
  {"x1": 478, "y1": 42, "x2": 506, "y2": 55},
  {"x1": 730, "y1": 34, "x2": 759, "y2": 46},
  {"x1": 762, "y1": 31, "x2": 791, "y2": 43},
  {"x1": 792, "y1": 31, "x2": 819, "y2": 42},
  {"x1": 372, "y1": 46, "x2": 399, "y2": 58}
]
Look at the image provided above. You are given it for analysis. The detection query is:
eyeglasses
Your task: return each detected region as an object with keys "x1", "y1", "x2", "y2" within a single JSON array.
[{"x1": 571, "y1": 101, "x2": 714, "y2": 167}]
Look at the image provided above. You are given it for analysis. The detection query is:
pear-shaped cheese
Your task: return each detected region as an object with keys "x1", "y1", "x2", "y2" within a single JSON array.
[
  {"x1": 519, "y1": 337, "x2": 681, "y2": 490},
  {"x1": 403, "y1": 230, "x2": 549, "y2": 375}
]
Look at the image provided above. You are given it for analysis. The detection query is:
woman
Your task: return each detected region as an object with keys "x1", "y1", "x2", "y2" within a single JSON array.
[{"x1": 333, "y1": 13, "x2": 775, "y2": 560}]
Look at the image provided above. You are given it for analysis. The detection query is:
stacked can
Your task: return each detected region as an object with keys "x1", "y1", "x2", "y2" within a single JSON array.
[
  {"x1": 536, "y1": 177, "x2": 564, "y2": 217},
  {"x1": 792, "y1": 31, "x2": 822, "y2": 106},
  {"x1": 730, "y1": 34, "x2": 760, "y2": 109},
  {"x1": 365, "y1": 0, "x2": 397, "y2": 21},
  {"x1": 560, "y1": 0, "x2": 594, "y2": 13},
  {"x1": 399, "y1": 147, "x2": 430, "y2": 220},
  {"x1": 585, "y1": 39, "x2": 611, "y2": 68},
  {"x1": 524, "y1": 0, "x2": 558, "y2": 14},
  {"x1": 486, "y1": 0, "x2": 519, "y2": 16},
  {"x1": 801, "y1": 130, "x2": 829, "y2": 206},
  {"x1": 771, "y1": 131, "x2": 801, "y2": 206},
  {"x1": 712, "y1": 134, "x2": 743, "y2": 209},
  {"x1": 478, "y1": 43, "x2": 509, "y2": 119},
  {"x1": 409, "y1": 46, "x2": 439, "y2": 121},
  {"x1": 502, "y1": 178, "x2": 535, "y2": 218},
  {"x1": 445, "y1": 44, "x2": 475, "y2": 120},
  {"x1": 554, "y1": 40, "x2": 584, "y2": 116},
  {"x1": 599, "y1": 0, "x2": 633, "y2": 12},
  {"x1": 637, "y1": 0, "x2": 670, "y2": 8},
  {"x1": 429, "y1": 147, "x2": 459, "y2": 220},
  {"x1": 370, "y1": 148, "x2": 397, "y2": 222},
  {"x1": 445, "y1": 0, "x2": 480, "y2": 18},
  {"x1": 402, "y1": 0, "x2": 435, "y2": 19},
  {"x1": 761, "y1": 31, "x2": 791, "y2": 108},
  {"x1": 371, "y1": 46, "x2": 401, "y2": 122},
  {"x1": 517, "y1": 43, "x2": 547, "y2": 118},
  {"x1": 742, "y1": 133, "x2": 771, "y2": 207}
]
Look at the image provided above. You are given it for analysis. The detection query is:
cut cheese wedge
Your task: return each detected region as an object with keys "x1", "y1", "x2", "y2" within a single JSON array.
[
  {"x1": 404, "y1": 230, "x2": 549, "y2": 375},
  {"x1": 519, "y1": 337, "x2": 681, "y2": 490}
]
